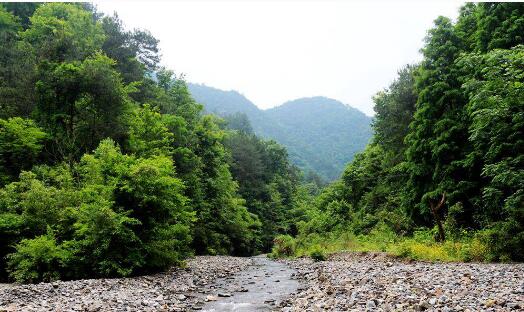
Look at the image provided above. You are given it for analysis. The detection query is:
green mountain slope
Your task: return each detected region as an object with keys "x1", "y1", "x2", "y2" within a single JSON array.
[{"x1": 188, "y1": 83, "x2": 372, "y2": 180}]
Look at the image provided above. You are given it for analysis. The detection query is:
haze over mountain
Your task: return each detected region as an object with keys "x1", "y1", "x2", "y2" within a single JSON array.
[{"x1": 188, "y1": 83, "x2": 372, "y2": 180}]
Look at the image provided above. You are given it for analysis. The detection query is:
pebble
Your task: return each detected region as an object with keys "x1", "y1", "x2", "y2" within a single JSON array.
[
  {"x1": 217, "y1": 292, "x2": 231, "y2": 297},
  {"x1": 2, "y1": 252, "x2": 523, "y2": 312},
  {"x1": 277, "y1": 251, "x2": 524, "y2": 311},
  {"x1": 0, "y1": 256, "x2": 251, "y2": 311}
]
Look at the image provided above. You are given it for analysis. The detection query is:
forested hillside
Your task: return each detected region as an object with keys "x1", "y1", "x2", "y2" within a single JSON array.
[
  {"x1": 281, "y1": 3, "x2": 524, "y2": 262},
  {"x1": 0, "y1": 3, "x2": 306, "y2": 283},
  {"x1": 1, "y1": 0, "x2": 523, "y2": 288},
  {"x1": 188, "y1": 84, "x2": 372, "y2": 180},
  {"x1": 266, "y1": 97, "x2": 372, "y2": 180}
]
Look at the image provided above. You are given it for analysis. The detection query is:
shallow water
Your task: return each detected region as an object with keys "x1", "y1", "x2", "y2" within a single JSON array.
[{"x1": 201, "y1": 255, "x2": 299, "y2": 311}]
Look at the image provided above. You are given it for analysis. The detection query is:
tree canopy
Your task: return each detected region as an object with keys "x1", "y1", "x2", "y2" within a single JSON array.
[
  {"x1": 0, "y1": 2, "x2": 303, "y2": 282},
  {"x1": 296, "y1": 3, "x2": 524, "y2": 262},
  {"x1": 1, "y1": 2, "x2": 523, "y2": 284}
]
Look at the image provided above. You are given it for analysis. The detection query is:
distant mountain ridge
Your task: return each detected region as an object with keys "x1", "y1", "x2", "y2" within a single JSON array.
[{"x1": 188, "y1": 83, "x2": 372, "y2": 180}]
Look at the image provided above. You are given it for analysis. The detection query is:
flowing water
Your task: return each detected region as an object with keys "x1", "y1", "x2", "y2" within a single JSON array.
[{"x1": 200, "y1": 255, "x2": 299, "y2": 311}]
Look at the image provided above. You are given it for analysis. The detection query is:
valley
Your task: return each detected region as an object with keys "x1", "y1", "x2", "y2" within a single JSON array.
[
  {"x1": 0, "y1": 2, "x2": 523, "y2": 311},
  {"x1": 1, "y1": 253, "x2": 523, "y2": 311},
  {"x1": 188, "y1": 84, "x2": 372, "y2": 180}
]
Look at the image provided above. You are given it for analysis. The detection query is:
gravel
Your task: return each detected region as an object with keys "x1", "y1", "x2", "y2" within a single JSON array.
[
  {"x1": 0, "y1": 256, "x2": 252, "y2": 312},
  {"x1": 277, "y1": 252, "x2": 524, "y2": 311},
  {"x1": 2, "y1": 252, "x2": 523, "y2": 311}
]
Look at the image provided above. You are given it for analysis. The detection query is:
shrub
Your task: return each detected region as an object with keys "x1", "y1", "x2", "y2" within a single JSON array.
[
  {"x1": 395, "y1": 242, "x2": 413, "y2": 259},
  {"x1": 459, "y1": 237, "x2": 489, "y2": 262},
  {"x1": 7, "y1": 234, "x2": 70, "y2": 283},
  {"x1": 0, "y1": 139, "x2": 196, "y2": 282},
  {"x1": 69, "y1": 198, "x2": 143, "y2": 277},
  {"x1": 0, "y1": 117, "x2": 47, "y2": 185},
  {"x1": 469, "y1": 228, "x2": 507, "y2": 262},
  {"x1": 271, "y1": 235, "x2": 296, "y2": 258},
  {"x1": 366, "y1": 222, "x2": 397, "y2": 251},
  {"x1": 309, "y1": 248, "x2": 326, "y2": 261}
]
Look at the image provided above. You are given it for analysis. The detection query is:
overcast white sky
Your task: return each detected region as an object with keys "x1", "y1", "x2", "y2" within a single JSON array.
[{"x1": 94, "y1": 0, "x2": 464, "y2": 115}]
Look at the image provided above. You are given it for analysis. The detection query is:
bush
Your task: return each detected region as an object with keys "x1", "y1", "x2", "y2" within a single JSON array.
[
  {"x1": 395, "y1": 243, "x2": 413, "y2": 259},
  {"x1": 69, "y1": 199, "x2": 143, "y2": 277},
  {"x1": 271, "y1": 235, "x2": 296, "y2": 258},
  {"x1": 0, "y1": 117, "x2": 47, "y2": 185},
  {"x1": 468, "y1": 228, "x2": 506, "y2": 262},
  {"x1": 309, "y1": 248, "x2": 326, "y2": 261},
  {"x1": 365, "y1": 223, "x2": 397, "y2": 251},
  {"x1": 0, "y1": 140, "x2": 195, "y2": 282},
  {"x1": 459, "y1": 237, "x2": 489, "y2": 262},
  {"x1": 7, "y1": 234, "x2": 70, "y2": 283}
]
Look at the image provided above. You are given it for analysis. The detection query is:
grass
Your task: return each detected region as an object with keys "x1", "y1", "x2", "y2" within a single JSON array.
[{"x1": 272, "y1": 225, "x2": 494, "y2": 263}]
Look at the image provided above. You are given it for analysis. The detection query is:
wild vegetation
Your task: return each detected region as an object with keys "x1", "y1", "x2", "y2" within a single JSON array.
[
  {"x1": 273, "y1": 3, "x2": 524, "y2": 263},
  {"x1": 0, "y1": 3, "x2": 303, "y2": 283},
  {"x1": 188, "y1": 84, "x2": 372, "y2": 181},
  {"x1": 0, "y1": 1, "x2": 523, "y2": 285}
]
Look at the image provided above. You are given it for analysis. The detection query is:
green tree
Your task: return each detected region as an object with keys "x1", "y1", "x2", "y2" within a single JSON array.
[
  {"x1": 0, "y1": 170, "x2": 68, "y2": 281},
  {"x1": 0, "y1": 118, "x2": 47, "y2": 185},
  {"x1": 459, "y1": 46, "x2": 524, "y2": 260},
  {"x1": 1, "y1": 139, "x2": 194, "y2": 282},
  {"x1": 191, "y1": 116, "x2": 260, "y2": 255},
  {"x1": 2, "y1": 2, "x2": 40, "y2": 29},
  {"x1": 404, "y1": 16, "x2": 474, "y2": 238},
  {"x1": 0, "y1": 6, "x2": 36, "y2": 118},
  {"x1": 100, "y1": 13, "x2": 160, "y2": 84},
  {"x1": 35, "y1": 53, "x2": 131, "y2": 162},
  {"x1": 128, "y1": 105, "x2": 174, "y2": 157},
  {"x1": 7, "y1": 234, "x2": 69, "y2": 283},
  {"x1": 22, "y1": 3, "x2": 105, "y2": 62},
  {"x1": 225, "y1": 129, "x2": 299, "y2": 250},
  {"x1": 475, "y1": 3, "x2": 524, "y2": 52},
  {"x1": 373, "y1": 65, "x2": 417, "y2": 158},
  {"x1": 223, "y1": 113, "x2": 254, "y2": 134}
]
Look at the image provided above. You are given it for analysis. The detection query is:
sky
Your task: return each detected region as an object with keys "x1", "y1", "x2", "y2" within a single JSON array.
[{"x1": 94, "y1": 0, "x2": 464, "y2": 116}]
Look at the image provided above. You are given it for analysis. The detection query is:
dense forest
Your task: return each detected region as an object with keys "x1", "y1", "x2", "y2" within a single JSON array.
[
  {"x1": 188, "y1": 84, "x2": 372, "y2": 180},
  {"x1": 0, "y1": 1, "x2": 523, "y2": 285},
  {"x1": 0, "y1": 3, "x2": 311, "y2": 283},
  {"x1": 278, "y1": 3, "x2": 523, "y2": 263}
]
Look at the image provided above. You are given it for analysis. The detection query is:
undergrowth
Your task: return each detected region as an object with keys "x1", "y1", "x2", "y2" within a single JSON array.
[{"x1": 271, "y1": 225, "x2": 497, "y2": 263}]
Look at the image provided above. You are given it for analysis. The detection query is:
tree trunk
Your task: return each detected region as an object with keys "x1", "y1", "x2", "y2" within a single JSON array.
[
  {"x1": 430, "y1": 208, "x2": 446, "y2": 242},
  {"x1": 429, "y1": 193, "x2": 446, "y2": 242}
]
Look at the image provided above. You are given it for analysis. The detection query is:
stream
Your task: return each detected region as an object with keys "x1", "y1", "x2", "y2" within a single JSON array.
[{"x1": 199, "y1": 255, "x2": 299, "y2": 311}]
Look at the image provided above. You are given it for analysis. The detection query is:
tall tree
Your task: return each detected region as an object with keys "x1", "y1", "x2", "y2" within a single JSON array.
[
  {"x1": 475, "y1": 3, "x2": 524, "y2": 52},
  {"x1": 35, "y1": 53, "x2": 131, "y2": 162},
  {"x1": 225, "y1": 128, "x2": 299, "y2": 251},
  {"x1": 22, "y1": 3, "x2": 105, "y2": 62},
  {"x1": 459, "y1": 46, "x2": 524, "y2": 259},
  {"x1": 404, "y1": 16, "x2": 474, "y2": 231},
  {"x1": 2, "y1": 2, "x2": 40, "y2": 29},
  {"x1": 373, "y1": 64, "x2": 417, "y2": 159},
  {"x1": 0, "y1": 6, "x2": 36, "y2": 118}
]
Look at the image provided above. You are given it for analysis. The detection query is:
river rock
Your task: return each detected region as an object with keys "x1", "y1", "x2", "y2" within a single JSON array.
[
  {"x1": 277, "y1": 251, "x2": 524, "y2": 311},
  {"x1": 0, "y1": 256, "x2": 251, "y2": 312}
]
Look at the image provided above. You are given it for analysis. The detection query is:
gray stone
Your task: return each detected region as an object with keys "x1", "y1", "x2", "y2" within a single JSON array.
[{"x1": 366, "y1": 300, "x2": 377, "y2": 308}]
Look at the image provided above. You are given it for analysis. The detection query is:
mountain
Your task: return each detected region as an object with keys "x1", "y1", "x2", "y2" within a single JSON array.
[
  {"x1": 188, "y1": 83, "x2": 372, "y2": 180},
  {"x1": 265, "y1": 97, "x2": 373, "y2": 179}
]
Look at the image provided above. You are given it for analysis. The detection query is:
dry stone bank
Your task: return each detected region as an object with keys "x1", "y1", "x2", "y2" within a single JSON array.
[
  {"x1": 1, "y1": 253, "x2": 523, "y2": 311},
  {"x1": 279, "y1": 252, "x2": 524, "y2": 311},
  {"x1": 0, "y1": 256, "x2": 251, "y2": 311}
]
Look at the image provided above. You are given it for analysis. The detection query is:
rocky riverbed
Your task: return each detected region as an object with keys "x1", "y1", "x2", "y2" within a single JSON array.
[
  {"x1": 1, "y1": 253, "x2": 523, "y2": 311},
  {"x1": 0, "y1": 256, "x2": 252, "y2": 311},
  {"x1": 200, "y1": 255, "x2": 299, "y2": 311},
  {"x1": 279, "y1": 252, "x2": 524, "y2": 311}
]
